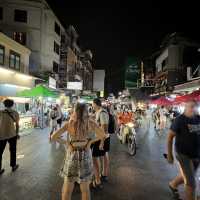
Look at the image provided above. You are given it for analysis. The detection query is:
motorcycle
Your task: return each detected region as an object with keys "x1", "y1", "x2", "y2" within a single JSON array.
[{"x1": 118, "y1": 122, "x2": 137, "y2": 156}]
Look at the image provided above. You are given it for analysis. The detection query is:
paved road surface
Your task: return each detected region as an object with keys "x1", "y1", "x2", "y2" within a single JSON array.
[{"x1": 0, "y1": 122, "x2": 183, "y2": 200}]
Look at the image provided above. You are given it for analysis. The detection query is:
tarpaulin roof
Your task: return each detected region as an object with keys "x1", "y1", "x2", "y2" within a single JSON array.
[{"x1": 17, "y1": 85, "x2": 58, "y2": 98}]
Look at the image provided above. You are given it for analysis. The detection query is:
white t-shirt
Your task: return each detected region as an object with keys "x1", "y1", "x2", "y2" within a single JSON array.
[{"x1": 95, "y1": 109, "x2": 109, "y2": 126}]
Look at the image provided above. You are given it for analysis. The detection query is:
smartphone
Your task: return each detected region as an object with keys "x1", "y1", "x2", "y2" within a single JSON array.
[{"x1": 163, "y1": 153, "x2": 168, "y2": 159}]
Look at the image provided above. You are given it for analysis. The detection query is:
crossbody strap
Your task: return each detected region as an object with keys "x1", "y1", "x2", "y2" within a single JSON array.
[
  {"x1": 4, "y1": 110, "x2": 16, "y2": 123},
  {"x1": 97, "y1": 110, "x2": 107, "y2": 125}
]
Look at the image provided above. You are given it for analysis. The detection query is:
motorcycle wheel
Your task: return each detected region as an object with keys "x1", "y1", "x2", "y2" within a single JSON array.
[{"x1": 127, "y1": 135, "x2": 136, "y2": 156}]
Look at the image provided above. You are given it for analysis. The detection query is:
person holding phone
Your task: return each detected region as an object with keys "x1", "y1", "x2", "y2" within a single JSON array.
[
  {"x1": 0, "y1": 99, "x2": 20, "y2": 175},
  {"x1": 167, "y1": 100, "x2": 200, "y2": 200}
]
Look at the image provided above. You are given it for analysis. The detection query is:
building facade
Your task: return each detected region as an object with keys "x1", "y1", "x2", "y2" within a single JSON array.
[
  {"x1": 0, "y1": 0, "x2": 93, "y2": 91},
  {"x1": 0, "y1": 0, "x2": 64, "y2": 76},
  {"x1": 59, "y1": 26, "x2": 93, "y2": 91},
  {"x1": 0, "y1": 32, "x2": 36, "y2": 97},
  {"x1": 153, "y1": 33, "x2": 200, "y2": 94}
]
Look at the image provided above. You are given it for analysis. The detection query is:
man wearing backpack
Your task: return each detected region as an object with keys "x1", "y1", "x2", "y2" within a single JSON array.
[
  {"x1": 92, "y1": 98, "x2": 110, "y2": 188},
  {"x1": 0, "y1": 99, "x2": 20, "y2": 175}
]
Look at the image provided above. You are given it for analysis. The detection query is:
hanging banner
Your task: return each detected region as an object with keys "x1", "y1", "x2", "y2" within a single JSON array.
[{"x1": 124, "y1": 58, "x2": 140, "y2": 89}]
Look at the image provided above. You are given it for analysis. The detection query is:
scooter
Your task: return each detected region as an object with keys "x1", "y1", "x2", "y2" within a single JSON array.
[{"x1": 118, "y1": 122, "x2": 137, "y2": 156}]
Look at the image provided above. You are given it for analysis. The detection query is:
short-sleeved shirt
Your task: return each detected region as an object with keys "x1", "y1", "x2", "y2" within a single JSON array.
[
  {"x1": 0, "y1": 109, "x2": 19, "y2": 140},
  {"x1": 95, "y1": 109, "x2": 109, "y2": 132},
  {"x1": 170, "y1": 114, "x2": 200, "y2": 158}
]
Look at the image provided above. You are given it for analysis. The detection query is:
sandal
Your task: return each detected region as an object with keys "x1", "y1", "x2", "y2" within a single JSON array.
[
  {"x1": 91, "y1": 180, "x2": 103, "y2": 190},
  {"x1": 169, "y1": 184, "x2": 182, "y2": 200}
]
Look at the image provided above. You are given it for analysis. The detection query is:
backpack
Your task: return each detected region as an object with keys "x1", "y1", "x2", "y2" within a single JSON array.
[
  {"x1": 108, "y1": 112, "x2": 115, "y2": 134},
  {"x1": 99, "y1": 110, "x2": 116, "y2": 134}
]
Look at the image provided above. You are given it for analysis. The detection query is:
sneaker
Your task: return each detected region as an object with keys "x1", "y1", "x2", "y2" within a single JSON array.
[
  {"x1": 12, "y1": 165, "x2": 19, "y2": 172},
  {"x1": 0, "y1": 169, "x2": 5, "y2": 175}
]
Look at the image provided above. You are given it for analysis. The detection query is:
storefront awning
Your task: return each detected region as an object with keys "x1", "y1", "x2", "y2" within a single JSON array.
[
  {"x1": 17, "y1": 85, "x2": 58, "y2": 98},
  {"x1": 174, "y1": 79, "x2": 200, "y2": 93}
]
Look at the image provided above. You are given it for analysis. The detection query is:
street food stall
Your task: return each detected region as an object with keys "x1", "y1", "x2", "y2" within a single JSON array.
[
  {"x1": 0, "y1": 96, "x2": 37, "y2": 134},
  {"x1": 17, "y1": 85, "x2": 58, "y2": 129}
]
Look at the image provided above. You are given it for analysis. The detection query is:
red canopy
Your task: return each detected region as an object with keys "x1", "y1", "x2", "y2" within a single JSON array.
[
  {"x1": 174, "y1": 90, "x2": 200, "y2": 103},
  {"x1": 189, "y1": 90, "x2": 200, "y2": 100},
  {"x1": 150, "y1": 96, "x2": 174, "y2": 106}
]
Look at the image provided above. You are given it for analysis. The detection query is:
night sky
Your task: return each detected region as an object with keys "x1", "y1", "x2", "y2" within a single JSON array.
[{"x1": 47, "y1": 0, "x2": 200, "y2": 93}]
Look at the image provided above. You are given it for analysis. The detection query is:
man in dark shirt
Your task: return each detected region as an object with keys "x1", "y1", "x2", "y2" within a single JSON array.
[{"x1": 167, "y1": 100, "x2": 200, "y2": 200}]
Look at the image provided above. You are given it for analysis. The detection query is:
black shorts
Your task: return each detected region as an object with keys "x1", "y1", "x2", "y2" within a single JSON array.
[
  {"x1": 57, "y1": 118, "x2": 62, "y2": 124},
  {"x1": 92, "y1": 137, "x2": 110, "y2": 157}
]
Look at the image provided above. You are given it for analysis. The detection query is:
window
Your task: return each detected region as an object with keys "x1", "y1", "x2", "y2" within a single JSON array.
[
  {"x1": 13, "y1": 32, "x2": 26, "y2": 45},
  {"x1": 54, "y1": 41, "x2": 60, "y2": 55},
  {"x1": 61, "y1": 35, "x2": 65, "y2": 43},
  {"x1": 9, "y1": 51, "x2": 20, "y2": 70},
  {"x1": 0, "y1": 7, "x2": 3, "y2": 20},
  {"x1": 0, "y1": 45, "x2": 5, "y2": 65},
  {"x1": 54, "y1": 22, "x2": 60, "y2": 36},
  {"x1": 161, "y1": 57, "x2": 168, "y2": 71},
  {"x1": 53, "y1": 61, "x2": 59, "y2": 73},
  {"x1": 14, "y1": 9, "x2": 27, "y2": 23}
]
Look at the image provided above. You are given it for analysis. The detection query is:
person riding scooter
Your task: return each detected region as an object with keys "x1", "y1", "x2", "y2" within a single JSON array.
[{"x1": 117, "y1": 107, "x2": 135, "y2": 143}]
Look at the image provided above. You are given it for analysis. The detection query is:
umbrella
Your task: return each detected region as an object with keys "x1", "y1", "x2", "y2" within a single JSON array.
[{"x1": 150, "y1": 96, "x2": 174, "y2": 106}]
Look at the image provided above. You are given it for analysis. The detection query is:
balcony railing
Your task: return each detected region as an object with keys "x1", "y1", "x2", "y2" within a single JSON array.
[{"x1": 137, "y1": 79, "x2": 155, "y2": 88}]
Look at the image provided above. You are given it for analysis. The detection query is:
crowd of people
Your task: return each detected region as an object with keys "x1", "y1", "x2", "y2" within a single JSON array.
[
  {"x1": 0, "y1": 97, "x2": 200, "y2": 200},
  {"x1": 152, "y1": 106, "x2": 179, "y2": 134},
  {"x1": 51, "y1": 98, "x2": 113, "y2": 200}
]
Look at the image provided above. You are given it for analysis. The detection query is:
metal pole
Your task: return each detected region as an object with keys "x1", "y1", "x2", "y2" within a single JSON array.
[{"x1": 141, "y1": 61, "x2": 144, "y2": 87}]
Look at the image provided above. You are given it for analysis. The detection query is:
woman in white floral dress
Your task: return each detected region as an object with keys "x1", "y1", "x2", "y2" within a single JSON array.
[{"x1": 51, "y1": 103, "x2": 106, "y2": 200}]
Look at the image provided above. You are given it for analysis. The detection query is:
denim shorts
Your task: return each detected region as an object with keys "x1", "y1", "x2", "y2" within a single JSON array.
[{"x1": 176, "y1": 153, "x2": 200, "y2": 188}]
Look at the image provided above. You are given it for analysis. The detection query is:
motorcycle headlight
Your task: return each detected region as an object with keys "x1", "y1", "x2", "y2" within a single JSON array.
[{"x1": 127, "y1": 122, "x2": 134, "y2": 128}]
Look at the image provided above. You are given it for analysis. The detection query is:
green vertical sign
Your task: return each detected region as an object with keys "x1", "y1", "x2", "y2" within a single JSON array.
[{"x1": 125, "y1": 57, "x2": 140, "y2": 88}]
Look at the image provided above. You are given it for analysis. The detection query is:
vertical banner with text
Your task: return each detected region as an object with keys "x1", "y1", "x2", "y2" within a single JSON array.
[{"x1": 125, "y1": 57, "x2": 140, "y2": 89}]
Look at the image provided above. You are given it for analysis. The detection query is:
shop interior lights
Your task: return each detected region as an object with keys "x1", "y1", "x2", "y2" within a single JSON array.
[
  {"x1": 3, "y1": 83, "x2": 30, "y2": 90},
  {"x1": 0, "y1": 67, "x2": 15, "y2": 74},
  {"x1": 15, "y1": 73, "x2": 33, "y2": 80}
]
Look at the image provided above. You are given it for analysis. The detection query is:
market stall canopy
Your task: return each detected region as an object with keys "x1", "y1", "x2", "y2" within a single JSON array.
[
  {"x1": 17, "y1": 85, "x2": 58, "y2": 98},
  {"x1": 174, "y1": 90, "x2": 200, "y2": 103},
  {"x1": 150, "y1": 96, "x2": 174, "y2": 106},
  {"x1": 80, "y1": 95, "x2": 95, "y2": 103}
]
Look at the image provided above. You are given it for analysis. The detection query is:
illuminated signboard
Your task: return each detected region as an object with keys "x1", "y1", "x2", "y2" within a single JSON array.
[
  {"x1": 49, "y1": 77, "x2": 56, "y2": 89},
  {"x1": 67, "y1": 82, "x2": 82, "y2": 90}
]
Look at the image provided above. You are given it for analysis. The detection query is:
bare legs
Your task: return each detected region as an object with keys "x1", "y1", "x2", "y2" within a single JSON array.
[
  {"x1": 93, "y1": 157, "x2": 101, "y2": 185},
  {"x1": 169, "y1": 161, "x2": 197, "y2": 200},
  {"x1": 62, "y1": 180, "x2": 74, "y2": 200},
  {"x1": 102, "y1": 153, "x2": 109, "y2": 177},
  {"x1": 185, "y1": 185, "x2": 195, "y2": 200},
  {"x1": 80, "y1": 182, "x2": 91, "y2": 200},
  {"x1": 179, "y1": 161, "x2": 196, "y2": 200},
  {"x1": 62, "y1": 180, "x2": 91, "y2": 200},
  {"x1": 169, "y1": 173, "x2": 184, "y2": 189}
]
